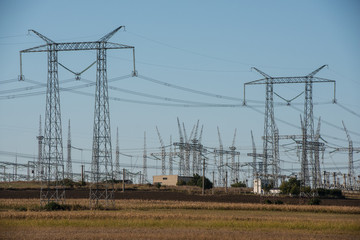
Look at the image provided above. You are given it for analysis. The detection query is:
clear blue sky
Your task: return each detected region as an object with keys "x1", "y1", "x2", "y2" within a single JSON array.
[{"x1": 0, "y1": 0, "x2": 359, "y2": 183}]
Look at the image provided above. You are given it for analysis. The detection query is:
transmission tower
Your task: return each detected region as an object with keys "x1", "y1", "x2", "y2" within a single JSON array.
[
  {"x1": 197, "y1": 125, "x2": 204, "y2": 175},
  {"x1": 20, "y1": 30, "x2": 65, "y2": 204},
  {"x1": 156, "y1": 126, "x2": 166, "y2": 175},
  {"x1": 183, "y1": 123, "x2": 191, "y2": 176},
  {"x1": 250, "y1": 131, "x2": 257, "y2": 179},
  {"x1": 192, "y1": 120, "x2": 200, "y2": 174},
  {"x1": 143, "y1": 131, "x2": 147, "y2": 183},
  {"x1": 332, "y1": 121, "x2": 360, "y2": 189},
  {"x1": 169, "y1": 135, "x2": 173, "y2": 175},
  {"x1": 176, "y1": 117, "x2": 185, "y2": 175},
  {"x1": 244, "y1": 65, "x2": 336, "y2": 187},
  {"x1": 313, "y1": 117, "x2": 323, "y2": 188},
  {"x1": 115, "y1": 127, "x2": 120, "y2": 180},
  {"x1": 216, "y1": 126, "x2": 224, "y2": 186},
  {"x1": 66, "y1": 119, "x2": 73, "y2": 180},
  {"x1": 36, "y1": 115, "x2": 44, "y2": 181},
  {"x1": 229, "y1": 129, "x2": 237, "y2": 183},
  {"x1": 20, "y1": 26, "x2": 136, "y2": 207},
  {"x1": 342, "y1": 121, "x2": 354, "y2": 189}
]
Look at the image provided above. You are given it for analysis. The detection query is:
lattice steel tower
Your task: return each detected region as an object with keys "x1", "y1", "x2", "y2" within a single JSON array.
[
  {"x1": 20, "y1": 26, "x2": 136, "y2": 207},
  {"x1": 244, "y1": 65, "x2": 336, "y2": 187},
  {"x1": 20, "y1": 30, "x2": 65, "y2": 204},
  {"x1": 66, "y1": 119, "x2": 73, "y2": 180},
  {"x1": 36, "y1": 115, "x2": 44, "y2": 181},
  {"x1": 115, "y1": 127, "x2": 120, "y2": 180}
]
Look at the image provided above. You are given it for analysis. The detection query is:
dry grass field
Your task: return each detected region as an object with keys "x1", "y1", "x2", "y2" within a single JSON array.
[{"x1": 1, "y1": 199, "x2": 359, "y2": 240}]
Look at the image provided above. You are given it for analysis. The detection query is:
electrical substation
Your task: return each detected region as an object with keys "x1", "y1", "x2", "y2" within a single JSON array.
[{"x1": 1, "y1": 27, "x2": 360, "y2": 207}]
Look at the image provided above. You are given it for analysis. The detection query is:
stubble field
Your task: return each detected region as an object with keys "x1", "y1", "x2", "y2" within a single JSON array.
[{"x1": 0, "y1": 199, "x2": 359, "y2": 240}]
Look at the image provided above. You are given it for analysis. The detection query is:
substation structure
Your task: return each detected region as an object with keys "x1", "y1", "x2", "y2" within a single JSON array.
[{"x1": 18, "y1": 26, "x2": 136, "y2": 207}]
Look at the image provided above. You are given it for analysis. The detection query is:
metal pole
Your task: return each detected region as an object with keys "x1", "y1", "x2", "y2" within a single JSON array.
[
  {"x1": 122, "y1": 168, "x2": 125, "y2": 192},
  {"x1": 81, "y1": 165, "x2": 84, "y2": 184},
  {"x1": 225, "y1": 171, "x2": 228, "y2": 193},
  {"x1": 212, "y1": 171, "x2": 215, "y2": 195},
  {"x1": 202, "y1": 156, "x2": 205, "y2": 195}
]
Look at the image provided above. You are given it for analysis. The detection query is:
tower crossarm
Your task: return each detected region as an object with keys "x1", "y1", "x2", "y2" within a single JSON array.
[
  {"x1": 20, "y1": 42, "x2": 134, "y2": 53},
  {"x1": 29, "y1": 29, "x2": 55, "y2": 44},
  {"x1": 214, "y1": 149, "x2": 240, "y2": 155}
]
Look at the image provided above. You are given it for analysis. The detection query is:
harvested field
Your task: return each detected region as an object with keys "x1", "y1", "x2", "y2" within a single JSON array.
[
  {"x1": 1, "y1": 202, "x2": 359, "y2": 240},
  {"x1": 1, "y1": 188, "x2": 360, "y2": 206}
]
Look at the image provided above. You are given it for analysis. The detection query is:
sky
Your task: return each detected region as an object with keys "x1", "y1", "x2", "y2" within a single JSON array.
[{"x1": 0, "y1": 0, "x2": 359, "y2": 185}]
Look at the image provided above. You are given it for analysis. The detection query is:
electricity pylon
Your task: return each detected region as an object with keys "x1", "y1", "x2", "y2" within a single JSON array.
[
  {"x1": 156, "y1": 126, "x2": 166, "y2": 175},
  {"x1": 115, "y1": 127, "x2": 120, "y2": 180},
  {"x1": 169, "y1": 135, "x2": 173, "y2": 175},
  {"x1": 177, "y1": 117, "x2": 185, "y2": 175},
  {"x1": 20, "y1": 26, "x2": 136, "y2": 207},
  {"x1": 143, "y1": 131, "x2": 147, "y2": 183},
  {"x1": 332, "y1": 121, "x2": 360, "y2": 189},
  {"x1": 216, "y1": 126, "x2": 224, "y2": 186},
  {"x1": 66, "y1": 119, "x2": 73, "y2": 180},
  {"x1": 36, "y1": 115, "x2": 44, "y2": 181},
  {"x1": 229, "y1": 129, "x2": 237, "y2": 183},
  {"x1": 244, "y1": 65, "x2": 336, "y2": 187}
]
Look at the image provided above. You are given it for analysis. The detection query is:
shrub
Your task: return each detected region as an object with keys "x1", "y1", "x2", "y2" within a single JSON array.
[
  {"x1": 309, "y1": 198, "x2": 321, "y2": 205},
  {"x1": 231, "y1": 182, "x2": 246, "y2": 188},
  {"x1": 280, "y1": 178, "x2": 301, "y2": 195},
  {"x1": 177, "y1": 180, "x2": 186, "y2": 186},
  {"x1": 156, "y1": 182, "x2": 161, "y2": 189},
  {"x1": 265, "y1": 199, "x2": 272, "y2": 204},
  {"x1": 274, "y1": 200, "x2": 283, "y2": 205},
  {"x1": 187, "y1": 174, "x2": 213, "y2": 189},
  {"x1": 316, "y1": 188, "x2": 343, "y2": 198},
  {"x1": 44, "y1": 202, "x2": 64, "y2": 211}
]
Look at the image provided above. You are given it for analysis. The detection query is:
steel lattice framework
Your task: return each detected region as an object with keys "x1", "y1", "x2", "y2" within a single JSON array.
[
  {"x1": 244, "y1": 65, "x2": 336, "y2": 187},
  {"x1": 20, "y1": 26, "x2": 135, "y2": 207},
  {"x1": 66, "y1": 119, "x2": 73, "y2": 180}
]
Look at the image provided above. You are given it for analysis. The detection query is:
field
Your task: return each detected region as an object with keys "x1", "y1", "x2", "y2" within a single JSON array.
[{"x1": 1, "y1": 199, "x2": 360, "y2": 240}]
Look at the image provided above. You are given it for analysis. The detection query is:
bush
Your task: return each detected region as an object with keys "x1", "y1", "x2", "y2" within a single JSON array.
[
  {"x1": 156, "y1": 182, "x2": 161, "y2": 189},
  {"x1": 265, "y1": 199, "x2": 272, "y2": 204},
  {"x1": 316, "y1": 188, "x2": 343, "y2": 198},
  {"x1": 231, "y1": 182, "x2": 246, "y2": 188},
  {"x1": 177, "y1": 180, "x2": 186, "y2": 186},
  {"x1": 187, "y1": 174, "x2": 213, "y2": 189},
  {"x1": 262, "y1": 180, "x2": 274, "y2": 193},
  {"x1": 274, "y1": 200, "x2": 283, "y2": 205},
  {"x1": 280, "y1": 178, "x2": 300, "y2": 195},
  {"x1": 44, "y1": 202, "x2": 64, "y2": 211},
  {"x1": 309, "y1": 198, "x2": 321, "y2": 205}
]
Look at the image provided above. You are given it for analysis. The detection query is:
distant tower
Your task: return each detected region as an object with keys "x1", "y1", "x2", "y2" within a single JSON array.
[
  {"x1": 36, "y1": 115, "x2": 44, "y2": 181},
  {"x1": 169, "y1": 135, "x2": 173, "y2": 175},
  {"x1": 115, "y1": 127, "x2": 120, "y2": 180},
  {"x1": 143, "y1": 132, "x2": 147, "y2": 183},
  {"x1": 66, "y1": 119, "x2": 73, "y2": 180}
]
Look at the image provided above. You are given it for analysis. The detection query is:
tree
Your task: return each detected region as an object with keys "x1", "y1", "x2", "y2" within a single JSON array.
[
  {"x1": 187, "y1": 174, "x2": 213, "y2": 189},
  {"x1": 280, "y1": 177, "x2": 300, "y2": 195}
]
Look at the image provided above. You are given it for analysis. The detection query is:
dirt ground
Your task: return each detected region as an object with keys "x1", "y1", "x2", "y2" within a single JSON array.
[{"x1": 1, "y1": 188, "x2": 359, "y2": 206}]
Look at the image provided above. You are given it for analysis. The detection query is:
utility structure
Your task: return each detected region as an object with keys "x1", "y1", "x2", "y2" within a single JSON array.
[
  {"x1": 247, "y1": 130, "x2": 264, "y2": 182},
  {"x1": 115, "y1": 127, "x2": 120, "y2": 180},
  {"x1": 215, "y1": 126, "x2": 224, "y2": 186},
  {"x1": 229, "y1": 129, "x2": 238, "y2": 183},
  {"x1": 19, "y1": 26, "x2": 136, "y2": 207},
  {"x1": 176, "y1": 117, "x2": 185, "y2": 175},
  {"x1": 169, "y1": 135, "x2": 173, "y2": 175},
  {"x1": 244, "y1": 65, "x2": 336, "y2": 187},
  {"x1": 332, "y1": 121, "x2": 360, "y2": 189},
  {"x1": 214, "y1": 127, "x2": 241, "y2": 186},
  {"x1": 36, "y1": 115, "x2": 44, "y2": 181},
  {"x1": 156, "y1": 126, "x2": 166, "y2": 175},
  {"x1": 66, "y1": 119, "x2": 73, "y2": 180},
  {"x1": 143, "y1": 131, "x2": 148, "y2": 183}
]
